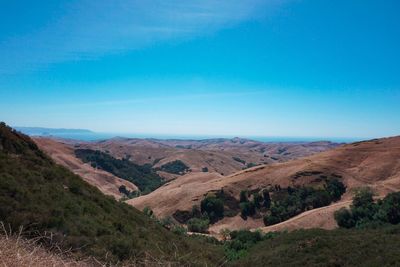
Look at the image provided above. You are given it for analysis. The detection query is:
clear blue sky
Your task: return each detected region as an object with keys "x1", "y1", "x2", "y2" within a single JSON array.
[{"x1": 0, "y1": 0, "x2": 399, "y2": 139}]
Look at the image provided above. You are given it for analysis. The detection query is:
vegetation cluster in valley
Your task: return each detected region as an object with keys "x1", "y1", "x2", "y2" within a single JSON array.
[
  {"x1": 173, "y1": 178, "x2": 346, "y2": 233},
  {"x1": 75, "y1": 149, "x2": 165, "y2": 195},
  {"x1": 335, "y1": 187, "x2": 400, "y2": 229}
]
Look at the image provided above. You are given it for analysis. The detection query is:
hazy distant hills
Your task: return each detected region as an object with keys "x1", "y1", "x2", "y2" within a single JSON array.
[
  {"x1": 15, "y1": 126, "x2": 93, "y2": 136},
  {"x1": 76, "y1": 137, "x2": 340, "y2": 177}
]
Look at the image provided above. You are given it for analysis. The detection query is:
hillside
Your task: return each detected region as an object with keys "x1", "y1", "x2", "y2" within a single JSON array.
[
  {"x1": 34, "y1": 137, "x2": 137, "y2": 199},
  {"x1": 129, "y1": 136, "x2": 400, "y2": 233},
  {"x1": 0, "y1": 123, "x2": 224, "y2": 264},
  {"x1": 230, "y1": 226, "x2": 400, "y2": 267},
  {"x1": 78, "y1": 137, "x2": 339, "y2": 176}
]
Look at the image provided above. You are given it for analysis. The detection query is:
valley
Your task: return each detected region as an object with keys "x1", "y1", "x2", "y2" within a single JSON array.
[
  {"x1": 2, "y1": 123, "x2": 400, "y2": 266},
  {"x1": 32, "y1": 132, "x2": 400, "y2": 237}
]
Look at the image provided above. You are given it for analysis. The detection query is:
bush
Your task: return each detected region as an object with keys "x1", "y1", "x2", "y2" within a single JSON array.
[
  {"x1": 240, "y1": 190, "x2": 248, "y2": 203},
  {"x1": 201, "y1": 196, "x2": 224, "y2": 223},
  {"x1": 353, "y1": 187, "x2": 374, "y2": 208},
  {"x1": 253, "y1": 192, "x2": 263, "y2": 208},
  {"x1": 187, "y1": 218, "x2": 209, "y2": 233},
  {"x1": 263, "y1": 214, "x2": 281, "y2": 226},
  {"x1": 233, "y1": 157, "x2": 246, "y2": 165},
  {"x1": 262, "y1": 180, "x2": 346, "y2": 226},
  {"x1": 224, "y1": 230, "x2": 264, "y2": 261},
  {"x1": 263, "y1": 190, "x2": 271, "y2": 208},
  {"x1": 159, "y1": 160, "x2": 189, "y2": 175},
  {"x1": 381, "y1": 192, "x2": 400, "y2": 224},
  {"x1": 334, "y1": 208, "x2": 356, "y2": 228},
  {"x1": 240, "y1": 201, "x2": 256, "y2": 219},
  {"x1": 326, "y1": 179, "x2": 346, "y2": 201},
  {"x1": 335, "y1": 190, "x2": 400, "y2": 229}
]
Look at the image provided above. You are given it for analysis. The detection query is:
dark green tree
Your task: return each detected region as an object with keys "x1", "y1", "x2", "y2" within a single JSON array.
[
  {"x1": 240, "y1": 190, "x2": 249, "y2": 203},
  {"x1": 200, "y1": 196, "x2": 224, "y2": 223},
  {"x1": 262, "y1": 190, "x2": 271, "y2": 209}
]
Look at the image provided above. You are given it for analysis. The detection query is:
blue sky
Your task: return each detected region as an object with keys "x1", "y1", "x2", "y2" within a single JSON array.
[{"x1": 0, "y1": 0, "x2": 399, "y2": 139}]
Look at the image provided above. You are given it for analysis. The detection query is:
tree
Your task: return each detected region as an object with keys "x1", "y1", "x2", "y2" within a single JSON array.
[
  {"x1": 200, "y1": 196, "x2": 224, "y2": 223},
  {"x1": 253, "y1": 192, "x2": 263, "y2": 209},
  {"x1": 263, "y1": 214, "x2": 281, "y2": 226},
  {"x1": 334, "y1": 208, "x2": 356, "y2": 228},
  {"x1": 381, "y1": 192, "x2": 400, "y2": 224},
  {"x1": 326, "y1": 179, "x2": 346, "y2": 201},
  {"x1": 262, "y1": 190, "x2": 271, "y2": 209},
  {"x1": 240, "y1": 190, "x2": 248, "y2": 203},
  {"x1": 240, "y1": 201, "x2": 256, "y2": 219},
  {"x1": 191, "y1": 205, "x2": 202, "y2": 218},
  {"x1": 352, "y1": 188, "x2": 374, "y2": 208}
]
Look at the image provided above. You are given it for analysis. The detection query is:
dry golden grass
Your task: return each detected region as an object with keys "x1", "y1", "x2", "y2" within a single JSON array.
[
  {"x1": 129, "y1": 136, "x2": 400, "y2": 234},
  {"x1": 0, "y1": 223, "x2": 94, "y2": 267},
  {"x1": 34, "y1": 137, "x2": 137, "y2": 199},
  {"x1": 0, "y1": 223, "x2": 199, "y2": 267}
]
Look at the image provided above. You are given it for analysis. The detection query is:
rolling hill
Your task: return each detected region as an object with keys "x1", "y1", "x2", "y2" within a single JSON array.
[
  {"x1": 0, "y1": 123, "x2": 224, "y2": 264},
  {"x1": 129, "y1": 136, "x2": 400, "y2": 234},
  {"x1": 34, "y1": 137, "x2": 137, "y2": 199},
  {"x1": 76, "y1": 137, "x2": 340, "y2": 176}
]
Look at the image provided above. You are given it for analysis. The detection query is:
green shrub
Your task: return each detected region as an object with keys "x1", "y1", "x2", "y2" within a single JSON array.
[
  {"x1": 253, "y1": 192, "x2": 263, "y2": 208},
  {"x1": 335, "y1": 189, "x2": 400, "y2": 229},
  {"x1": 233, "y1": 157, "x2": 246, "y2": 165},
  {"x1": 224, "y1": 230, "x2": 264, "y2": 261},
  {"x1": 159, "y1": 160, "x2": 189, "y2": 174},
  {"x1": 334, "y1": 208, "x2": 356, "y2": 228},
  {"x1": 240, "y1": 190, "x2": 248, "y2": 203},
  {"x1": 187, "y1": 218, "x2": 209, "y2": 233},
  {"x1": 263, "y1": 180, "x2": 346, "y2": 226},
  {"x1": 201, "y1": 196, "x2": 224, "y2": 223},
  {"x1": 262, "y1": 190, "x2": 271, "y2": 208},
  {"x1": 326, "y1": 179, "x2": 347, "y2": 201},
  {"x1": 240, "y1": 201, "x2": 256, "y2": 219}
]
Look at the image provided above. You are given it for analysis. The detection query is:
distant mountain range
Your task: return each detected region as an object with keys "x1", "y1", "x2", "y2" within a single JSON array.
[{"x1": 14, "y1": 127, "x2": 94, "y2": 136}]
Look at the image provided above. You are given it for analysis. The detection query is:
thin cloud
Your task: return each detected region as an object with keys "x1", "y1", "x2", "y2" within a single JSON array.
[
  {"x1": 40, "y1": 91, "x2": 266, "y2": 109},
  {"x1": 0, "y1": 0, "x2": 287, "y2": 73}
]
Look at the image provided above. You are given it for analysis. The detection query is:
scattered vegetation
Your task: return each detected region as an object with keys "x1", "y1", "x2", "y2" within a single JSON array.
[
  {"x1": 187, "y1": 218, "x2": 210, "y2": 233},
  {"x1": 230, "y1": 226, "x2": 400, "y2": 266},
  {"x1": 0, "y1": 123, "x2": 224, "y2": 265},
  {"x1": 118, "y1": 185, "x2": 139, "y2": 199},
  {"x1": 75, "y1": 149, "x2": 164, "y2": 194},
  {"x1": 263, "y1": 179, "x2": 346, "y2": 225},
  {"x1": 224, "y1": 230, "x2": 276, "y2": 261},
  {"x1": 200, "y1": 195, "x2": 225, "y2": 223},
  {"x1": 232, "y1": 157, "x2": 246, "y2": 165},
  {"x1": 243, "y1": 162, "x2": 258, "y2": 170},
  {"x1": 159, "y1": 160, "x2": 190, "y2": 175},
  {"x1": 335, "y1": 187, "x2": 400, "y2": 229},
  {"x1": 173, "y1": 190, "x2": 240, "y2": 232}
]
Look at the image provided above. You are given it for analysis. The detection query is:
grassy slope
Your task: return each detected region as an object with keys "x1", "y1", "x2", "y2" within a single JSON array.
[
  {"x1": 0, "y1": 123, "x2": 223, "y2": 265},
  {"x1": 75, "y1": 148, "x2": 164, "y2": 193},
  {"x1": 230, "y1": 227, "x2": 400, "y2": 267}
]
